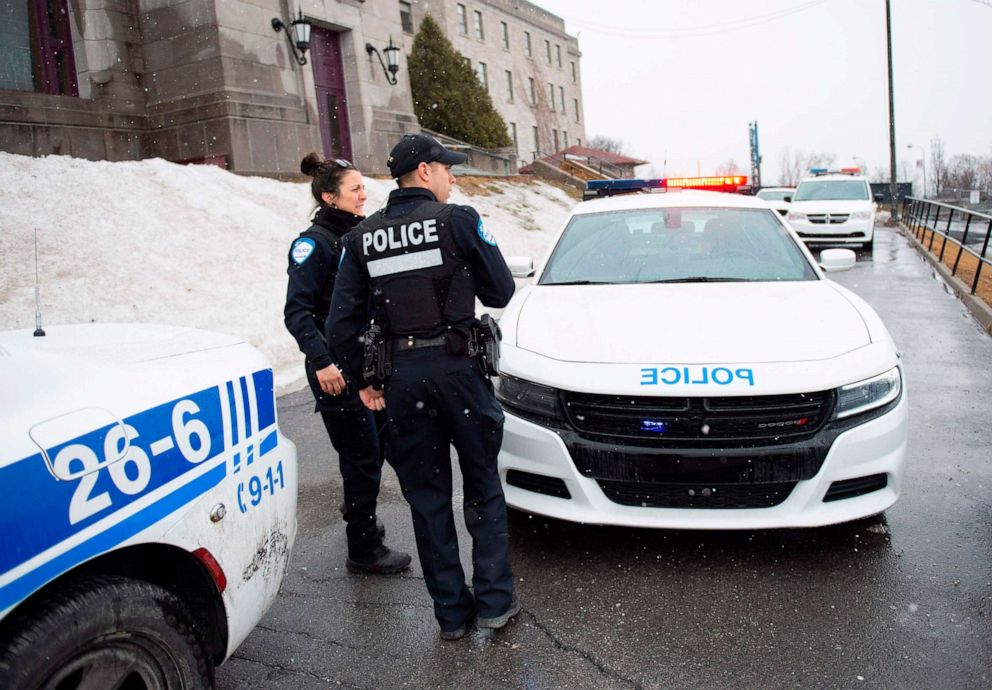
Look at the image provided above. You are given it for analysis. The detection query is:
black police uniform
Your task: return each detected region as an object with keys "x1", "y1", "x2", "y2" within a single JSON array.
[
  {"x1": 283, "y1": 205, "x2": 386, "y2": 560},
  {"x1": 326, "y1": 187, "x2": 516, "y2": 634}
]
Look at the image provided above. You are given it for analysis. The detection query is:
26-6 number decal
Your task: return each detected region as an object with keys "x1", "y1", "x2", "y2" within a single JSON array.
[{"x1": 54, "y1": 398, "x2": 215, "y2": 525}]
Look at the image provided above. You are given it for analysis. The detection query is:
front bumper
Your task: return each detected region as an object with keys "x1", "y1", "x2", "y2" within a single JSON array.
[
  {"x1": 790, "y1": 217, "x2": 874, "y2": 244},
  {"x1": 498, "y1": 394, "x2": 907, "y2": 529}
]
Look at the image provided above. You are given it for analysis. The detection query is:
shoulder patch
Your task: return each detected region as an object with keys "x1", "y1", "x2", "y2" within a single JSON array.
[
  {"x1": 477, "y1": 218, "x2": 497, "y2": 246},
  {"x1": 291, "y1": 237, "x2": 316, "y2": 265}
]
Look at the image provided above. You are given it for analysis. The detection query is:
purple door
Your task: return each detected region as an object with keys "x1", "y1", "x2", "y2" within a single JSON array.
[{"x1": 309, "y1": 27, "x2": 353, "y2": 161}]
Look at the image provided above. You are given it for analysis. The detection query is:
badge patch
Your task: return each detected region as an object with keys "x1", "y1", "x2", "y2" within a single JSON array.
[
  {"x1": 477, "y1": 219, "x2": 497, "y2": 246},
  {"x1": 291, "y1": 237, "x2": 316, "y2": 265}
]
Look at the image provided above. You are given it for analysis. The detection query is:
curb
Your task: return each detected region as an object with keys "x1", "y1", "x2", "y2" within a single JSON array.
[{"x1": 900, "y1": 225, "x2": 992, "y2": 334}]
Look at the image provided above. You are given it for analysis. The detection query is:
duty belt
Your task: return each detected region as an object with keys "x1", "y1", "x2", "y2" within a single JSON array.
[{"x1": 392, "y1": 335, "x2": 447, "y2": 351}]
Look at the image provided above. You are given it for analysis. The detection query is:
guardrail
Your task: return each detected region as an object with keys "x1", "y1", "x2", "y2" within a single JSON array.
[{"x1": 901, "y1": 197, "x2": 992, "y2": 295}]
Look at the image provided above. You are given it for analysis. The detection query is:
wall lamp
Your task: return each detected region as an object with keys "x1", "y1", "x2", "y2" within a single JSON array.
[
  {"x1": 272, "y1": 9, "x2": 312, "y2": 66},
  {"x1": 366, "y1": 37, "x2": 400, "y2": 84}
]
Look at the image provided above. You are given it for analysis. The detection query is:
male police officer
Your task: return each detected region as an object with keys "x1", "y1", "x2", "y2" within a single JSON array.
[{"x1": 325, "y1": 134, "x2": 519, "y2": 641}]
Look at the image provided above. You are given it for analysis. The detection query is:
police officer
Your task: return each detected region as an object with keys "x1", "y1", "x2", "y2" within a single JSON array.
[
  {"x1": 326, "y1": 134, "x2": 519, "y2": 640},
  {"x1": 284, "y1": 152, "x2": 411, "y2": 575}
]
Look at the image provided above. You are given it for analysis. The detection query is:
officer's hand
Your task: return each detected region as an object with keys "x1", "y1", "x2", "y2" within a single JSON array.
[
  {"x1": 316, "y1": 364, "x2": 346, "y2": 396},
  {"x1": 359, "y1": 386, "x2": 385, "y2": 411}
]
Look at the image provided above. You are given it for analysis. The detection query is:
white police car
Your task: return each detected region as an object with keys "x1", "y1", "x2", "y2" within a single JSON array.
[
  {"x1": 754, "y1": 186, "x2": 795, "y2": 217},
  {"x1": 786, "y1": 169, "x2": 880, "y2": 248},
  {"x1": 0, "y1": 323, "x2": 297, "y2": 688},
  {"x1": 496, "y1": 177, "x2": 906, "y2": 529}
]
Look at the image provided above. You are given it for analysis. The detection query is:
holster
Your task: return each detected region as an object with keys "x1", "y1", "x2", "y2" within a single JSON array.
[
  {"x1": 362, "y1": 324, "x2": 393, "y2": 389},
  {"x1": 469, "y1": 314, "x2": 501, "y2": 377}
]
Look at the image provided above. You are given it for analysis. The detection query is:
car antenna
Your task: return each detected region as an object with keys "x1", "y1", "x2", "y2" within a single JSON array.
[{"x1": 33, "y1": 228, "x2": 45, "y2": 337}]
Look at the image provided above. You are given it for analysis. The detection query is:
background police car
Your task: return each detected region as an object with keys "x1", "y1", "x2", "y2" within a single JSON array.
[
  {"x1": 494, "y1": 184, "x2": 906, "y2": 529},
  {"x1": 0, "y1": 323, "x2": 298, "y2": 688}
]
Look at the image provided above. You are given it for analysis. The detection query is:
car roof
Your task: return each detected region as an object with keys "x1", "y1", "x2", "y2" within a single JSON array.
[
  {"x1": 757, "y1": 186, "x2": 795, "y2": 192},
  {"x1": 799, "y1": 173, "x2": 868, "y2": 182},
  {"x1": 573, "y1": 189, "x2": 776, "y2": 215}
]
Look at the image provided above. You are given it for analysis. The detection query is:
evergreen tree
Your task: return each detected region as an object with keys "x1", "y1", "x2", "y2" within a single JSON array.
[{"x1": 407, "y1": 15, "x2": 512, "y2": 149}]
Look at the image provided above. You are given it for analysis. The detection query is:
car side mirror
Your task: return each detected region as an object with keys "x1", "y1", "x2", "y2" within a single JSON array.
[
  {"x1": 873, "y1": 194, "x2": 884, "y2": 203},
  {"x1": 506, "y1": 256, "x2": 535, "y2": 278},
  {"x1": 819, "y1": 248, "x2": 857, "y2": 273},
  {"x1": 783, "y1": 195, "x2": 792, "y2": 203}
]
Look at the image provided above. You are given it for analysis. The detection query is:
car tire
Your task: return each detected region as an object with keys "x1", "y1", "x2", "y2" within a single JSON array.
[{"x1": 0, "y1": 575, "x2": 213, "y2": 690}]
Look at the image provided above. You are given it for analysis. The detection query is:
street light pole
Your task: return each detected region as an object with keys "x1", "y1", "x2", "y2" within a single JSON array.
[
  {"x1": 907, "y1": 143, "x2": 927, "y2": 198},
  {"x1": 885, "y1": 0, "x2": 899, "y2": 221}
]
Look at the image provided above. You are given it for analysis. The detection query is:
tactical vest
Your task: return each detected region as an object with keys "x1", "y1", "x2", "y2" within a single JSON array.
[{"x1": 353, "y1": 201, "x2": 475, "y2": 335}]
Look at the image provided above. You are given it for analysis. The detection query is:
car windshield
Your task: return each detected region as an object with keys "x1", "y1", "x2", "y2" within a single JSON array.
[
  {"x1": 539, "y1": 206, "x2": 817, "y2": 285},
  {"x1": 793, "y1": 179, "x2": 869, "y2": 201},
  {"x1": 756, "y1": 189, "x2": 792, "y2": 201}
]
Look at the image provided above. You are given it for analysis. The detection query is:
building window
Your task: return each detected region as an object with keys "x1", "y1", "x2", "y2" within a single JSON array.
[
  {"x1": 476, "y1": 61, "x2": 488, "y2": 92},
  {"x1": 457, "y1": 4, "x2": 468, "y2": 34},
  {"x1": 528, "y1": 77, "x2": 536, "y2": 104},
  {"x1": 559, "y1": 86, "x2": 565, "y2": 115},
  {"x1": 574, "y1": 99, "x2": 580, "y2": 122},
  {"x1": 463, "y1": 56, "x2": 471, "y2": 68},
  {"x1": 556, "y1": 44, "x2": 562, "y2": 68},
  {"x1": 570, "y1": 61, "x2": 577, "y2": 83},
  {"x1": 563, "y1": 131, "x2": 569, "y2": 148},
  {"x1": 524, "y1": 31, "x2": 531, "y2": 58},
  {"x1": 505, "y1": 70, "x2": 514, "y2": 101},
  {"x1": 0, "y1": 0, "x2": 78, "y2": 95},
  {"x1": 509, "y1": 122, "x2": 518, "y2": 150},
  {"x1": 544, "y1": 39, "x2": 552, "y2": 65},
  {"x1": 546, "y1": 82, "x2": 555, "y2": 111},
  {"x1": 553, "y1": 129, "x2": 559, "y2": 151},
  {"x1": 500, "y1": 21, "x2": 509, "y2": 49},
  {"x1": 577, "y1": 137, "x2": 582, "y2": 146},
  {"x1": 474, "y1": 10, "x2": 484, "y2": 40},
  {"x1": 399, "y1": 1, "x2": 414, "y2": 34},
  {"x1": 533, "y1": 125, "x2": 540, "y2": 155}
]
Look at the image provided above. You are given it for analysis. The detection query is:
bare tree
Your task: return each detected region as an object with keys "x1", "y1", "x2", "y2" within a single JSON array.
[
  {"x1": 945, "y1": 154, "x2": 980, "y2": 192},
  {"x1": 977, "y1": 152, "x2": 992, "y2": 196},
  {"x1": 588, "y1": 136, "x2": 628, "y2": 155},
  {"x1": 930, "y1": 137, "x2": 947, "y2": 197},
  {"x1": 715, "y1": 159, "x2": 741, "y2": 175},
  {"x1": 777, "y1": 148, "x2": 836, "y2": 186}
]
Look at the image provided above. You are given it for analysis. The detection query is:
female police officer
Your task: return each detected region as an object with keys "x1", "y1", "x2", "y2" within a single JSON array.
[
  {"x1": 283, "y1": 152, "x2": 411, "y2": 575},
  {"x1": 325, "y1": 135, "x2": 519, "y2": 640}
]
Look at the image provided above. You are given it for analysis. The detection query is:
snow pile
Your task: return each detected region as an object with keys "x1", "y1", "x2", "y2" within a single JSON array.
[{"x1": 0, "y1": 153, "x2": 575, "y2": 392}]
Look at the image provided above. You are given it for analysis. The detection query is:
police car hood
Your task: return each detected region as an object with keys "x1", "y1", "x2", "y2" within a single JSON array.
[{"x1": 513, "y1": 281, "x2": 870, "y2": 363}]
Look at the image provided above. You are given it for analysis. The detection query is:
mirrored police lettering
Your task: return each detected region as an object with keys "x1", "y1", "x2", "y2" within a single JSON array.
[
  {"x1": 362, "y1": 218, "x2": 439, "y2": 255},
  {"x1": 640, "y1": 366, "x2": 755, "y2": 386}
]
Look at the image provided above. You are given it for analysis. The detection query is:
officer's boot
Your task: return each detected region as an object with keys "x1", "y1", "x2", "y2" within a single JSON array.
[{"x1": 346, "y1": 544, "x2": 412, "y2": 575}]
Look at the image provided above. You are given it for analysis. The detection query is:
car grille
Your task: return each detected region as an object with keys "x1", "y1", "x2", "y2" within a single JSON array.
[
  {"x1": 797, "y1": 231, "x2": 866, "y2": 239},
  {"x1": 599, "y1": 479, "x2": 796, "y2": 509},
  {"x1": 562, "y1": 390, "x2": 833, "y2": 445},
  {"x1": 806, "y1": 213, "x2": 850, "y2": 224}
]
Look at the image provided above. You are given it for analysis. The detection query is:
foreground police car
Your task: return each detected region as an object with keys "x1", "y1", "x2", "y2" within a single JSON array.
[
  {"x1": 787, "y1": 169, "x2": 880, "y2": 248},
  {"x1": 496, "y1": 178, "x2": 906, "y2": 529},
  {"x1": 0, "y1": 324, "x2": 297, "y2": 688}
]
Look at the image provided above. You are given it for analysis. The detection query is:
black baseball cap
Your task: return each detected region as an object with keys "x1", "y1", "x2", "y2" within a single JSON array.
[{"x1": 387, "y1": 133, "x2": 468, "y2": 178}]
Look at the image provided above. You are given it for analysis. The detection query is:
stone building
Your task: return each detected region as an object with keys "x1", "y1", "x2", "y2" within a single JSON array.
[
  {"x1": 0, "y1": 0, "x2": 582, "y2": 176},
  {"x1": 413, "y1": 0, "x2": 586, "y2": 162}
]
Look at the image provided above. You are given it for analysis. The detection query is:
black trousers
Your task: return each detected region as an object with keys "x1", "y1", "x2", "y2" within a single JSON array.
[
  {"x1": 307, "y1": 359, "x2": 385, "y2": 558},
  {"x1": 384, "y1": 347, "x2": 514, "y2": 631}
]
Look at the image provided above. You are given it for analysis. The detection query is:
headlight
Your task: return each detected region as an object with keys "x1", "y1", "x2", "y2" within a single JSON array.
[
  {"x1": 495, "y1": 375, "x2": 563, "y2": 419},
  {"x1": 850, "y1": 210, "x2": 873, "y2": 220},
  {"x1": 833, "y1": 367, "x2": 901, "y2": 419},
  {"x1": 787, "y1": 211, "x2": 805, "y2": 220}
]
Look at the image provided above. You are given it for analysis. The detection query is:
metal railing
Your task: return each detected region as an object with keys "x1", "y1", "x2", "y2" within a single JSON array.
[
  {"x1": 901, "y1": 196, "x2": 992, "y2": 295},
  {"x1": 421, "y1": 128, "x2": 516, "y2": 176}
]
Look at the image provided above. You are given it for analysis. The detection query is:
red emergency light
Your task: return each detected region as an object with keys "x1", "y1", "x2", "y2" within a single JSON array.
[{"x1": 662, "y1": 175, "x2": 748, "y2": 192}]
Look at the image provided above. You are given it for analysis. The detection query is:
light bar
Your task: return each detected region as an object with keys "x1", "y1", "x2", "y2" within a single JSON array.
[
  {"x1": 809, "y1": 167, "x2": 828, "y2": 174},
  {"x1": 584, "y1": 176, "x2": 748, "y2": 200}
]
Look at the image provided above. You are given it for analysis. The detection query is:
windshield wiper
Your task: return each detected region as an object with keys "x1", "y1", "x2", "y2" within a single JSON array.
[
  {"x1": 541, "y1": 280, "x2": 612, "y2": 285},
  {"x1": 644, "y1": 277, "x2": 746, "y2": 283}
]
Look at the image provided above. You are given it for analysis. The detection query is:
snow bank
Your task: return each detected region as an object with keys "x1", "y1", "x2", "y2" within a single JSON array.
[{"x1": 0, "y1": 153, "x2": 575, "y2": 393}]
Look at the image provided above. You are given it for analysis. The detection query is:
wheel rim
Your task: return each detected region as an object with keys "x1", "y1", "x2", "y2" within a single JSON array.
[{"x1": 43, "y1": 642, "x2": 173, "y2": 690}]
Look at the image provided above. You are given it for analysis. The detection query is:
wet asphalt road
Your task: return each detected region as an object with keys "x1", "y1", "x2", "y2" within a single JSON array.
[{"x1": 217, "y1": 226, "x2": 991, "y2": 690}]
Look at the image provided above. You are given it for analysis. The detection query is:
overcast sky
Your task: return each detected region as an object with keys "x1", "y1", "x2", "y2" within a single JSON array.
[{"x1": 533, "y1": 0, "x2": 991, "y2": 186}]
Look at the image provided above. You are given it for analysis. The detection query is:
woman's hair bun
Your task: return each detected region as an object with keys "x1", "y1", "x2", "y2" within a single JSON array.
[{"x1": 300, "y1": 152, "x2": 325, "y2": 177}]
